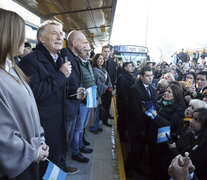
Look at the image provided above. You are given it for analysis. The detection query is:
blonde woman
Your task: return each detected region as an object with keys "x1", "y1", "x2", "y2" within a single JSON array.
[
  {"x1": 0, "y1": 9, "x2": 49, "y2": 180},
  {"x1": 184, "y1": 99, "x2": 207, "y2": 126},
  {"x1": 164, "y1": 72, "x2": 175, "y2": 83}
]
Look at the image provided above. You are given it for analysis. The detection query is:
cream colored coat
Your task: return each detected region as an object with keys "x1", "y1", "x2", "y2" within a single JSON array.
[{"x1": 0, "y1": 68, "x2": 43, "y2": 178}]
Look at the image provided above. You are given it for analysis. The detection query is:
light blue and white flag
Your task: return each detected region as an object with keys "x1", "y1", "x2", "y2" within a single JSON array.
[
  {"x1": 43, "y1": 160, "x2": 67, "y2": 180},
  {"x1": 157, "y1": 126, "x2": 170, "y2": 143},
  {"x1": 86, "y1": 85, "x2": 97, "y2": 108},
  {"x1": 145, "y1": 106, "x2": 155, "y2": 119}
]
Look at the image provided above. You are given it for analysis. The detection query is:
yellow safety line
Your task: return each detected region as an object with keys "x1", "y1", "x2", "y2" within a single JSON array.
[{"x1": 112, "y1": 96, "x2": 126, "y2": 180}]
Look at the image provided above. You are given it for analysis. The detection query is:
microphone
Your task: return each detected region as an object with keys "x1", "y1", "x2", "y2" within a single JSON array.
[{"x1": 60, "y1": 48, "x2": 69, "y2": 63}]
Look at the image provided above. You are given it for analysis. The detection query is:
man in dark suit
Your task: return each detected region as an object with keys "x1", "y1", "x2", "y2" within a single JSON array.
[
  {"x1": 200, "y1": 49, "x2": 206, "y2": 60},
  {"x1": 20, "y1": 20, "x2": 78, "y2": 176},
  {"x1": 178, "y1": 48, "x2": 186, "y2": 62},
  {"x1": 193, "y1": 50, "x2": 199, "y2": 63},
  {"x1": 125, "y1": 66, "x2": 158, "y2": 178},
  {"x1": 63, "y1": 30, "x2": 88, "y2": 163},
  {"x1": 103, "y1": 45, "x2": 117, "y2": 89},
  {"x1": 189, "y1": 71, "x2": 207, "y2": 99},
  {"x1": 116, "y1": 62, "x2": 136, "y2": 142},
  {"x1": 101, "y1": 45, "x2": 116, "y2": 121}
]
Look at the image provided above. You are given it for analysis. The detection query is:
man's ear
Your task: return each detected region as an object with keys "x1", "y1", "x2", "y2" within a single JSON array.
[
  {"x1": 39, "y1": 36, "x2": 45, "y2": 44},
  {"x1": 72, "y1": 40, "x2": 77, "y2": 47}
]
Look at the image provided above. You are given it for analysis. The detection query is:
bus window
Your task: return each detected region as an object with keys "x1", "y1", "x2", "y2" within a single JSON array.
[{"x1": 113, "y1": 45, "x2": 148, "y2": 65}]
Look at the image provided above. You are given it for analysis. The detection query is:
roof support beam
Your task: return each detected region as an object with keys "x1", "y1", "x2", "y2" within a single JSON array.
[{"x1": 45, "y1": 6, "x2": 112, "y2": 19}]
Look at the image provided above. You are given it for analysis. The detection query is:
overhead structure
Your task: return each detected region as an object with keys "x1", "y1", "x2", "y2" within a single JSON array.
[{"x1": 14, "y1": 0, "x2": 117, "y2": 49}]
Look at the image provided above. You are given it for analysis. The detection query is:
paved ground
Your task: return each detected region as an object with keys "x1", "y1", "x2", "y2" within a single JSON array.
[{"x1": 65, "y1": 119, "x2": 120, "y2": 180}]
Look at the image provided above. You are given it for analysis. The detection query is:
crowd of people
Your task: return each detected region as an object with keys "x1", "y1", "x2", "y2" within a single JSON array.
[
  {"x1": 116, "y1": 54, "x2": 207, "y2": 179},
  {"x1": 1, "y1": 7, "x2": 207, "y2": 180}
]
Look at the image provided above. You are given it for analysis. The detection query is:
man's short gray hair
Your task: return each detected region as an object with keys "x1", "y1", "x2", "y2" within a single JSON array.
[{"x1": 37, "y1": 20, "x2": 62, "y2": 42}]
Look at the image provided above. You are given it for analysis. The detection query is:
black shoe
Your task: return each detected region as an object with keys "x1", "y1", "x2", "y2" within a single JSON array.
[
  {"x1": 83, "y1": 138, "x2": 90, "y2": 146},
  {"x1": 72, "y1": 153, "x2": 89, "y2": 163},
  {"x1": 97, "y1": 128, "x2": 103, "y2": 132},
  {"x1": 80, "y1": 146, "x2": 93, "y2": 153},
  {"x1": 103, "y1": 122, "x2": 112, "y2": 127},
  {"x1": 90, "y1": 129, "x2": 99, "y2": 134},
  {"x1": 62, "y1": 165, "x2": 79, "y2": 174}
]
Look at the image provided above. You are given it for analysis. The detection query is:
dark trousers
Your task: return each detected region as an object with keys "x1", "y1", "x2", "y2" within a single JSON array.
[
  {"x1": 0, "y1": 163, "x2": 39, "y2": 180},
  {"x1": 101, "y1": 92, "x2": 112, "y2": 123},
  {"x1": 149, "y1": 143, "x2": 171, "y2": 180},
  {"x1": 125, "y1": 131, "x2": 146, "y2": 173},
  {"x1": 117, "y1": 107, "x2": 128, "y2": 141}
]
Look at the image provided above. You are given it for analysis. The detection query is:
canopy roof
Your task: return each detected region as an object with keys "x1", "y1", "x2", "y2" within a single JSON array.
[{"x1": 14, "y1": 0, "x2": 117, "y2": 49}]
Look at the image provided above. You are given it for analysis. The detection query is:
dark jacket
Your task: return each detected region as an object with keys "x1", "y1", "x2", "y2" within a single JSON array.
[
  {"x1": 116, "y1": 70, "x2": 135, "y2": 111},
  {"x1": 171, "y1": 130, "x2": 207, "y2": 180},
  {"x1": 105, "y1": 57, "x2": 117, "y2": 88},
  {"x1": 20, "y1": 43, "x2": 67, "y2": 153},
  {"x1": 178, "y1": 51, "x2": 186, "y2": 62},
  {"x1": 63, "y1": 48, "x2": 82, "y2": 125},
  {"x1": 149, "y1": 101, "x2": 185, "y2": 143},
  {"x1": 200, "y1": 51, "x2": 206, "y2": 60},
  {"x1": 128, "y1": 79, "x2": 158, "y2": 138}
]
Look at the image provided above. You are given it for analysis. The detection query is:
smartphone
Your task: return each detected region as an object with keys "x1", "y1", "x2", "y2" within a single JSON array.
[{"x1": 186, "y1": 79, "x2": 193, "y2": 87}]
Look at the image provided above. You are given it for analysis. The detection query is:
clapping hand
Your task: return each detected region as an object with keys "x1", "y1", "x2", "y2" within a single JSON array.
[{"x1": 168, "y1": 153, "x2": 195, "y2": 180}]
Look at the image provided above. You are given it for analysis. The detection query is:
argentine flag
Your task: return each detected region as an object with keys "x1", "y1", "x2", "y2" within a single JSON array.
[
  {"x1": 86, "y1": 85, "x2": 97, "y2": 108},
  {"x1": 43, "y1": 160, "x2": 67, "y2": 180},
  {"x1": 157, "y1": 126, "x2": 170, "y2": 143},
  {"x1": 145, "y1": 106, "x2": 155, "y2": 119}
]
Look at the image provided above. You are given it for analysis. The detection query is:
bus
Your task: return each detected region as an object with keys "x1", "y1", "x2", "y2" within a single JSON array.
[{"x1": 113, "y1": 45, "x2": 148, "y2": 65}]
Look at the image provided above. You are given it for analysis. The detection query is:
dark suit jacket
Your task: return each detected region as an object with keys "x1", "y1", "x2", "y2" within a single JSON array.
[
  {"x1": 20, "y1": 43, "x2": 67, "y2": 154},
  {"x1": 116, "y1": 70, "x2": 135, "y2": 111},
  {"x1": 105, "y1": 57, "x2": 117, "y2": 88},
  {"x1": 128, "y1": 79, "x2": 158, "y2": 138},
  {"x1": 62, "y1": 48, "x2": 81, "y2": 125}
]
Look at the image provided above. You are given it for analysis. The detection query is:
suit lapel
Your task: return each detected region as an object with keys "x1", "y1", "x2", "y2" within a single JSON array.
[
  {"x1": 70, "y1": 58, "x2": 80, "y2": 76},
  {"x1": 138, "y1": 80, "x2": 150, "y2": 98},
  {"x1": 36, "y1": 43, "x2": 58, "y2": 71},
  {"x1": 66, "y1": 48, "x2": 80, "y2": 76}
]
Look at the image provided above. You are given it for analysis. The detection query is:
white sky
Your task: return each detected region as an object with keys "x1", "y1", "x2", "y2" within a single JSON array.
[{"x1": 110, "y1": 0, "x2": 207, "y2": 62}]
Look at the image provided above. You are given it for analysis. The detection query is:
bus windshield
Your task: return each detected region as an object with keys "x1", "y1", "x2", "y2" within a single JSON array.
[{"x1": 113, "y1": 45, "x2": 148, "y2": 65}]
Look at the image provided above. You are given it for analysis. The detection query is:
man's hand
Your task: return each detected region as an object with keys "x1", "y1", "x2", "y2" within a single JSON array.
[
  {"x1": 36, "y1": 141, "x2": 49, "y2": 163},
  {"x1": 168, "y1": 142, "x2": 176, "y2": 149},
  {"x1": 60, "y1": 61, "x2": 72, "y2": 78},
  {"x1": 168, "y1": 154, "x2": 195, "y2": 180},
  {"x1": 77, "y1": 87, "x2": 85, "y2": 100},
  {"x1": 151, "y1": 110, "x2": 157, "y2": 117}
]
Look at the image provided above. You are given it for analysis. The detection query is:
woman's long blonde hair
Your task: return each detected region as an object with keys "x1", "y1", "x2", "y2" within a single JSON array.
[{"x1": 0, "y1": 8, "x2": 28, "y2": 82}]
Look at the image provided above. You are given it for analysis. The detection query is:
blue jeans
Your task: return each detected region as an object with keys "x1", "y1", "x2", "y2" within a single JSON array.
[
  {"x1": 90, "y1": 106, "x2": 100, "y2": 131},
  {"x1": 65, "y1": 116, "x2": 77, "y2": 144},
  {"x1": 72, "y1": 103, "x2": 91, "y2": 155}
]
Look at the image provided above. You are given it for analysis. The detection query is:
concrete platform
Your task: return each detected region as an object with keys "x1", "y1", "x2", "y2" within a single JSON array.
[{"x1": 65, "y1": 119, "x2": 120, "y2": 180}]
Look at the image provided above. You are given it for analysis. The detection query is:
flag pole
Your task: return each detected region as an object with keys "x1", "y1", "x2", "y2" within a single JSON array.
[{"x1": 69, "y1": 90, "x2": 85, "y2": 97}]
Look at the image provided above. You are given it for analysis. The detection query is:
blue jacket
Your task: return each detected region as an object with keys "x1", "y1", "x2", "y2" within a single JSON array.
[{"x1": 20, "y1": 43, "x2": 67, "y2": 154}]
